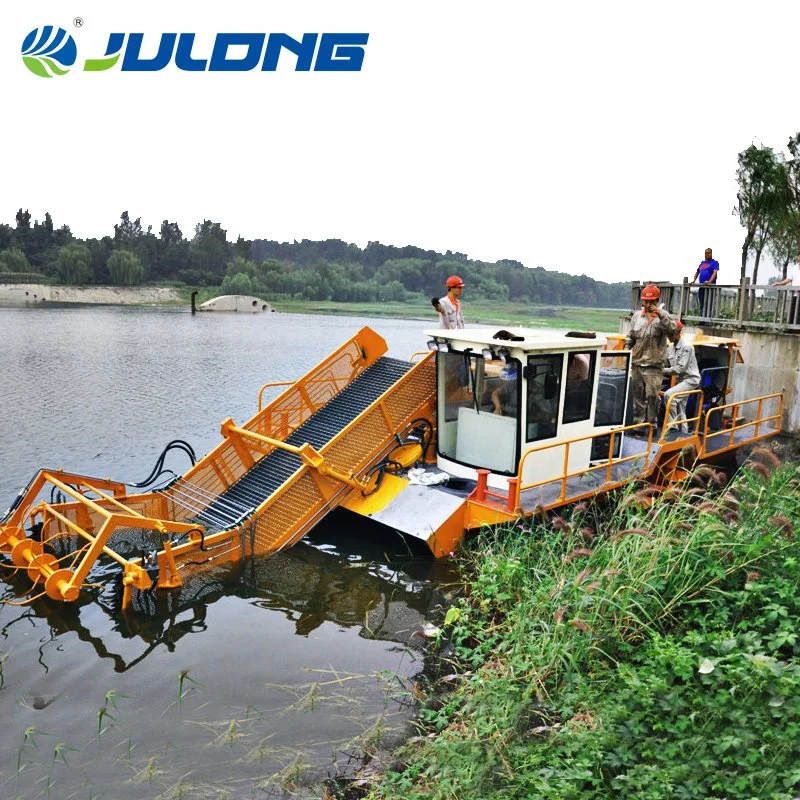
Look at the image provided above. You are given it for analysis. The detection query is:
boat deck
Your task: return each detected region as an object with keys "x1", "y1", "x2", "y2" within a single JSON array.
[{"x1": 411, "y1": 420, "x2": 779, "y2": 518}]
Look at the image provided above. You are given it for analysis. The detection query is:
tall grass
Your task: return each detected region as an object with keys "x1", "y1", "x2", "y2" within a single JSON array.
[{"x1": 368, "y1": 449, "x2": 800, "y2": 800}]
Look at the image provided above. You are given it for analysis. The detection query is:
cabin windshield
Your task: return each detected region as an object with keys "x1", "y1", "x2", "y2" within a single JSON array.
[{"x1": 436, "y1": 350, "x2": 520, "y2": 474}]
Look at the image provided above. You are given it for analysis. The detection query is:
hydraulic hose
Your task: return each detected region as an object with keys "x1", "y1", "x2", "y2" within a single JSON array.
[{"x1": 127, "y1": 440, "x2": 197, "y2": 489}]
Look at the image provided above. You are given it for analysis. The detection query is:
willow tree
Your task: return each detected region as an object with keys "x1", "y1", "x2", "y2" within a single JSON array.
[
  {"x1": 0, "y1": 247, "x2": 31, "y2": 273},
  {"x1": 55, "y1": 243, "x2": 93, "y2": 285},
  {"x1": 735, "y1": 144, "x2": 790, "y2": 283},
  {"x1": 107, "y1": 249, "x2": 146, "y2": 286}
]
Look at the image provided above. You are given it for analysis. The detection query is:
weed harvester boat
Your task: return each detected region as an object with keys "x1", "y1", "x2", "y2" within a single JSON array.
[{"x1": 0, "y1": 325, "x2": 783, "y2": 611}]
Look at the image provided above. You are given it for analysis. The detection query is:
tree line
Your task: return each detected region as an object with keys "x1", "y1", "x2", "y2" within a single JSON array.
[
  {"x1": 0, "y1": 210, "x2": 632, "y2": 308},
  {"x1": 735, "y1": 131, "x2": 800, "y2": 283}
]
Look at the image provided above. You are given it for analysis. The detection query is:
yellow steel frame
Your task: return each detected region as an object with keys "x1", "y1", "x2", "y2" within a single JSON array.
[
  {"x1": 0, "y1": 470, "x2": 203, "y2": 607},
  {"x1": 247, "y1": 352, "x2": 436, "y2": 553},
  {"x1": 169, "y1": 327, "x2": 387, "y2": 510},
  {"x1": 0, "y1": 329, "x2": 436, "y2": 608}
]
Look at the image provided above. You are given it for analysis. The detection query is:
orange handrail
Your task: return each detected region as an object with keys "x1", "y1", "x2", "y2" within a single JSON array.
[
  {"x1": 513, "y1": 422, "x2": 654, "y2": 510},
  {"x1": 699, "y1": 392, "x2": 783, "y2": 456},
  {"x1": 660, "y1": 388, "x2": 703, "y2": 441},
  {"x1": 257, "y1": 380, "x2": 295, "y2": 412}
]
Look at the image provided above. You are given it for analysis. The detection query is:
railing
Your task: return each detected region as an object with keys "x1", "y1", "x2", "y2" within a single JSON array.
[
  {"x1": 630, "y1": 279, "x2": 800, "y2": 332},
  {"x1": 511, "y1": 422, "x2": 656, "y2": 511},
  {"x1": 698, "y1": 392, "x2": 783, "y2": 457},
  {"x1": 169, "y1": 327, "x2": 385, "y2": 518},
  {"x1": 660, "y1": 389, "x2": 703, "y2": 440}
]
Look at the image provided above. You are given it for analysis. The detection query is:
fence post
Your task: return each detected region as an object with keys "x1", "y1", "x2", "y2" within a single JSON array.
[
  {"x1": 736, "y1": 275, "x2": 748, "y2": 324},
  {"x1": 630, "y1": 281, "x2": 640, "y2": 312},
  {"x1": 679, "y1": 277, "x2": 689, "y2": 319}
]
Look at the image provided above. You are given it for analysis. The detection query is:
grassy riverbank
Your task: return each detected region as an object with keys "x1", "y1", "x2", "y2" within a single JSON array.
[
  {"x1": 261, "y1": 297, "x2": 626, "y2": 332},
  {"x1": 363, "y1": 451, "x2": 800, "y2": 800}
]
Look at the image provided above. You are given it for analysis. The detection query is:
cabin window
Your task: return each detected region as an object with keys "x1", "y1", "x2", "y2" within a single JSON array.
[
  {"x1": 526, "y1": 354, "x2": 563, "y2": 442},
  {"x1": 440, "y1": 351, "x2": 473, "y2": 424},
  {"x1": 436, "y1": 350, "x2": 520, "y2": 474},
  {"x1": 594, "y1": 353, "x2": 630, "y2": 426},
  {"x1": 562, "y1": 351, "x2": 596, "y2": 424}
]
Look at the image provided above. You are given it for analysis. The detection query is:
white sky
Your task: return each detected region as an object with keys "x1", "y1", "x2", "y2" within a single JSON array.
[{"x1": 2, "y1": 1, "x2": 798, "y2": 285}]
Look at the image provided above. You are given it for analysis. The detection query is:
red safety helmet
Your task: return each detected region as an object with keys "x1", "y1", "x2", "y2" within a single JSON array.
[
  {"x1": 641, "y1": 284, "x2": 661, "y2": 301},
  {"x1": 674, "y1": 320, "x2": 684, "y2": 333},
  {"x1": 446, "y1": 275, "x2": 464, "y2": 288}
]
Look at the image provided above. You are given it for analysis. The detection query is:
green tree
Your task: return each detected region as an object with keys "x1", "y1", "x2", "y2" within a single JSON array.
[
  {"x1": 55, "y1": 243, "x2": 92, "y2": 285},
  {"x1": 221, "y1": 256, "x2": 259, "y2": 295},
  {"x1": 233, "y1": 235, "x2": 252, "y2": 260},
  {"x1": 156, "y1": 220, "x2": 189, "y2": 281},
  {"x1": 84, "y1": 237, "x2": 114, "y2": 284},
  {"x1": 107, "y1": 249, "x2": 146, "y2": 286},
  {"x1": 14, "y1": 208, "x2": 31, "y2": 258},
  {"x1": 0, "y1": 247, "x2": 31, "y2": 273},
  {"x1": 768, "y1": 206, "x2": 799, "y2": 280},
  {"x1": 0, "y1": 223, "x2": 13, "y2": 251},
  {"x1": 374, "y1": 258, "x2": 430, "y2": 292},
  {"x1": 113, "y1": 211, "x2": 156, "y2": 275},
  {"x1": 735, "y1": 144, "x2": 790, "y2": 282},
  {"x1": 224, "y1": 255, "x2": 256, "y2": 280},
  {"x1": 777, "y1": 132, "x2": 800, "y2": 278},
  {"x1": 114, "y1": 211, "x2": 144, "y2": 244},
  {"x1": 377, "y1": 279, "x2": 407, "y2": 302},
  {"x1": 189, "y1": 220, "x2": 231, "y2": 284},
  {"x1": 220, "y1": 271, "x2": 254, "y2": 295},
  {"x1": 26, "y1": 212, "x2": 55, "y2": 268}
]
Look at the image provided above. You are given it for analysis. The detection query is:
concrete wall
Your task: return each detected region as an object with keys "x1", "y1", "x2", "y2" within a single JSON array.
[
  {"x1": 0, "y1": 283, "x2": 184, "y2": 306},
  {"x1": 702, "y1": 327, "x2": 800, "y2": 433}
]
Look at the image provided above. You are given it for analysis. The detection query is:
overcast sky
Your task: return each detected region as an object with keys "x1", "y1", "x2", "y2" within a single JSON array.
[{"x1": 3, "y1": 1, "x2": 798, "y2": 286}]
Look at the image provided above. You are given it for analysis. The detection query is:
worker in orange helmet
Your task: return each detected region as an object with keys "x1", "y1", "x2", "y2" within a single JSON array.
[
  {"x1": 624, "y1": 284, "x2": 677, "y2": 431},
  {"x1": 438, "y1": 275, "x2": 465, "y2": 329}
]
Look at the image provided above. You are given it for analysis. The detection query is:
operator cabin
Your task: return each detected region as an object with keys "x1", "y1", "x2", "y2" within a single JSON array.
[{"x1": 426, "y1": 327, "x2": 630, "y2": 489}]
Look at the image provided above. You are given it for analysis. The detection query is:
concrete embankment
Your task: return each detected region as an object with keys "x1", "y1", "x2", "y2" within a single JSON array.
[{"x1": 0, "y1": 283, "x2": 185, "y2": 306}]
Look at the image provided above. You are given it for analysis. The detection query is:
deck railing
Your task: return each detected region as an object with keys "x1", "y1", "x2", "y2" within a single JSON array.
[{"x1": 630, "y1": 278, "x2": 800, "y2": 332}]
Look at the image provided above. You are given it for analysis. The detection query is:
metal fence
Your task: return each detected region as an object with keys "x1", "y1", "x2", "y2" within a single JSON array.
[{"x1": 630, "y1": 278, "x2": 800, "y2": 331}]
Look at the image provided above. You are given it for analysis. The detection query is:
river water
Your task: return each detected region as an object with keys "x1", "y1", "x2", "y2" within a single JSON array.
[{"x1": 0, "y1": 306, "x2": 455, "y2": 799}]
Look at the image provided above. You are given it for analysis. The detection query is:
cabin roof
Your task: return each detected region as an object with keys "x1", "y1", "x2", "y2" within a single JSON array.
[{"x1": 425, "y1": 326, "x2": 608, "y2": 351}]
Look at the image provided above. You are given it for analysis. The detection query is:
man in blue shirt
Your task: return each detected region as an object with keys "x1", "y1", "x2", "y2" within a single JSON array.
[{"x1": 692, "y1": 247, "x2": 719, "y2": 317}]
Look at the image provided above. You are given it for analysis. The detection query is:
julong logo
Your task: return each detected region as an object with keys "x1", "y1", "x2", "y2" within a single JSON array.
[
  {"x1": 22, "y1": 28, "x2": 368, "y2": 76},
  {"x1": 22, "y1": 27, "x2": 77, "y2": 78}
]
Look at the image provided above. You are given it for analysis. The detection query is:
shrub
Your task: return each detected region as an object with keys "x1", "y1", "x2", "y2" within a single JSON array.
[{"x1": 371, "y1": 459, "x2": 800, "y2": 800}]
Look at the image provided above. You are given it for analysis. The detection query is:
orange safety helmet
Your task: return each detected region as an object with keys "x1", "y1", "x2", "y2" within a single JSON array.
[
  {"x1": 674, "y1": 320, "x2": 683, "y2": 333},
  {"x1": 641, "y1": 284, "x2": 661, "y2": 301},
  {"x1": 446, "y1": 275, "x2": 465, "y2": 288}
]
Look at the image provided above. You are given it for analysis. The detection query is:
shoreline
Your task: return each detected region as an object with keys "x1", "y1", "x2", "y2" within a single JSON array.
[
  {"x1": 0, "y1": 283, "x2": 185, "y2": 306},
  {"x1": 0, "y1": 283, "x2": 628, "y2": 331}
]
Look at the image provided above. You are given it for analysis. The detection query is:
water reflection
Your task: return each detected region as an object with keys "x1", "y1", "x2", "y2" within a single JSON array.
[{"x1": 1, "y1": 513, "x2": 455, "y2": 675}]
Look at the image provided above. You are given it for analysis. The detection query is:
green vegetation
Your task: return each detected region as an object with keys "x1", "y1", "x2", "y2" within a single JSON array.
[
  {"x1": 270, "y1": 297, "x2": 625, "y2": 332},
  {"x1": 0, "y1": 271, "x2": 50, "y2": 284},
  {"x1": 368, "y1": 451, "x2": 800, "y2": 800},
  {"x1": 107, "y1": 248, "x2": 145, "y2": 286},
  {"x1": 0, "y1": 209, "x2": 631, "y2": 308},
  {"x1": 735, "y1": 132, "x2": 800, "y2": 283}
]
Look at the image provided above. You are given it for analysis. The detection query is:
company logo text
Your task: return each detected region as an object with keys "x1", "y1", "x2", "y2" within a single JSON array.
[{"x1": 22, "y1": 28, "x2": 369, "y2": 77}]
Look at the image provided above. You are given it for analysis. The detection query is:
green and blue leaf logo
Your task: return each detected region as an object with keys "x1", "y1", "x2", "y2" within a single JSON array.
[{"x1": 22, "y1": 26, "x2": 77, "y2": 78}]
